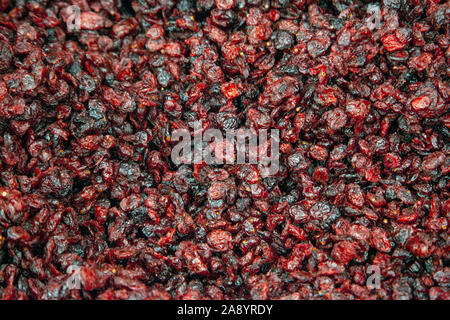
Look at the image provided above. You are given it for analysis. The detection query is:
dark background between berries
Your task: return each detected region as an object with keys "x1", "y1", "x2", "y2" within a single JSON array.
[{"x1": 0, "y1": 0, "x2": 448, "y2": 300}]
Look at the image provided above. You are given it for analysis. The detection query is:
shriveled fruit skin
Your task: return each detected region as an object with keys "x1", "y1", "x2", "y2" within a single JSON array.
[{"x1": 0, "y1": 0, "x2": 447, "y2": 301}]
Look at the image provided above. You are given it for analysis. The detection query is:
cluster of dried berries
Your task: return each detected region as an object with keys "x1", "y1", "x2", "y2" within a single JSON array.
[{"x1": 0, "y1": 0, "x2": 449, "y2": 300}]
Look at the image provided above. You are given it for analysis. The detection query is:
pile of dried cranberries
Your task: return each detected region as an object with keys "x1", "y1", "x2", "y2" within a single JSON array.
[{"x1": 0, "y1": 0, "x2": 448, "y2": 300}]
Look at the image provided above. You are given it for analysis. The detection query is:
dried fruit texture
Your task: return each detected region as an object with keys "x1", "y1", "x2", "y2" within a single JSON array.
[{"x1": 0, "y1": 0, "x2": 448, "y2": 301}]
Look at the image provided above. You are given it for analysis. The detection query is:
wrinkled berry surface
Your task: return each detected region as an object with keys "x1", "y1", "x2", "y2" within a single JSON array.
[{"x1": 0, "y1": 0, "x2": 449, "y2": 300}]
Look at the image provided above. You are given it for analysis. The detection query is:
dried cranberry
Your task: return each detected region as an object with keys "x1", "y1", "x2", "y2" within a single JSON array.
[{"x1": 0, "y1": 0, "x2": 447, "y2": 302}]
